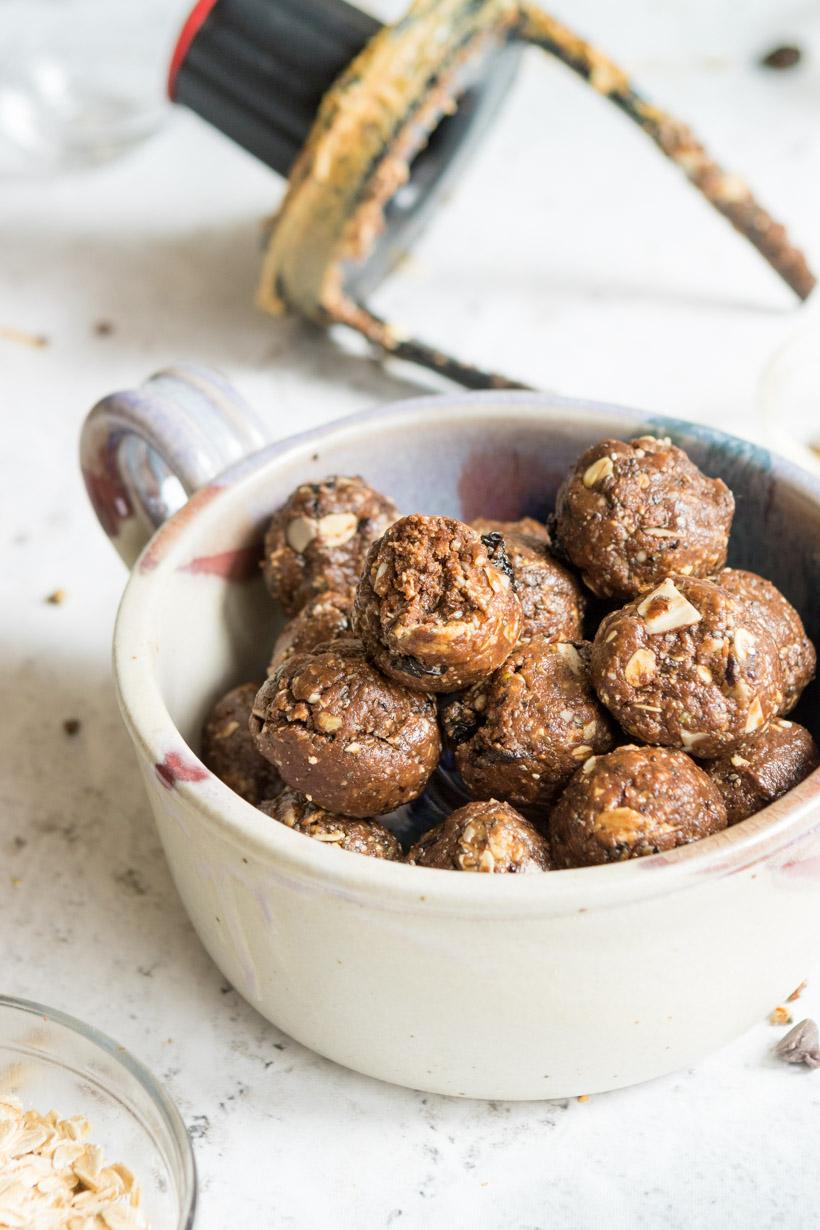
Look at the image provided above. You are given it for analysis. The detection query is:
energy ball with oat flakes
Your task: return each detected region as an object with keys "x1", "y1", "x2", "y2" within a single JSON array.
[
  {"x1": 440, "y1": 639, "x2": 615, "y2": 809},
  {"x1": 550, "y1": 745, "x2": 727, "y2": 867},
  {"x1": 262, "y1": 476, "x2": 398, "y2": 615},
  {"x1": 201, "y1": 682, "x2": 283, "y2": 805},
  {"x1": 250, "y1": 639, "x2": 441, "y2": 817},
  {"x1": 406, "y1": 800, "x2": 551, "y2": 872},
  {"x1": 470, "y1": 517, "x2": 585, "y2": 643},
  {"x1": 591, "y1": 575, "x2": 784, "y2": 758},
  {"x1": 714, "y1": 568, "x2": 816, "y2": 715},
  {"x1": 259, "y1": 789, "x2": 402, "y2": 859},
  {"x1": 268, "y1": 590, "x2": 353, "y2": 675},
  {"x1": 353, "y1": 514, "x2": 523, "y2": 692},
  {"x1": 555, "y1": 435, "x2": 734, "y2": 599},
  {"x1": 704, "y1": 719, "x2": 819, "y2": 825}
]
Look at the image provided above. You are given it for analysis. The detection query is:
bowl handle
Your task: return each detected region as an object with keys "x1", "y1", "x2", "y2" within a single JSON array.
[{"x1": 79, "y1": 364, "x2": 269, "y2": 568}]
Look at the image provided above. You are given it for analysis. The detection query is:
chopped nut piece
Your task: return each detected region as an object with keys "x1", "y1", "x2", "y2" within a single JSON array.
[
  {"x1": 774, "y1": 1018, "x2": 820, "y2": 1068},
  {"x1": 733, "y1": 627, "x2": 756, "y2": 660},
  {"x1": 744, "y1": 696, "x2": 765, "y2": 734},
  {"x1": 637, "y1": 579, "x2": 702, "y2": 634},
  {"x1": 582, "y1": 456, "x2": 614, "y2": 488},
  {"x1": 595, "y1": 806, "x2": 645, "y2": 835},
  {"x1": 787, "y1": 981, "x2": 808, "y2": 1003},
  {"x1": 770, "y1": 1005, "x2": 793, "y2": 1026},
  {"x1": 624, "y1": 647, "x2": 657, "y2": 686},
  {"x1": 45, "y1": 589, "x2": 66, "y2": 605},
  {"x1": 317, "y1": 511, "x2": 359, "y2": 546},
  {"x1": 556, "y1": 642, "x2": 584, "y2": 676},
  {"x1": 286, "y1": 516, "x2": 319, "y2": 553}
]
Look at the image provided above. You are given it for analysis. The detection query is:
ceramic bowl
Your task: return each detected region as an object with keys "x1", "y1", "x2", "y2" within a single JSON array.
[{"x1": 80, "y1": 367, "x2": 820, "y2": 1100}]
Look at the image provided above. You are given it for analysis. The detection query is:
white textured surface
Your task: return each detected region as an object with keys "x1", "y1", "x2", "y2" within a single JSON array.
[{"x1": 2, "y1": 1, "x2": 820, "y2": 1224}]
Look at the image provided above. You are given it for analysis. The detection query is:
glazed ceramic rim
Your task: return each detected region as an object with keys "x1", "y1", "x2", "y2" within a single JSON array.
[
  {"x1": 114, "y1": 390, "x2": 820, "y2": 918},
  {"x1": 0, "y1": 994, "x2": 197, "y2": 1229}
]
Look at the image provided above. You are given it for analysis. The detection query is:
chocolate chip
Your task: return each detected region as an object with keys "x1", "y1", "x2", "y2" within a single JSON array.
[
  {"x1": 481, "y1": 532, "x2": 515, "y2": 588},
  {"x1": 774, "y1": 1018, "x2": 820, "y2": 1068},
  {"x1": 760, "y1": 45, "x2": 802, "y2": 70},
  {"x1": 391, "y1": 653, "x2": 445, "y2": 680}
]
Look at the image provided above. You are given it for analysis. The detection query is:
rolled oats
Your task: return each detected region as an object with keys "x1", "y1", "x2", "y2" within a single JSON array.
[{"x1": 0, "y1": 1099, "x2": 147, "y2": 1229}]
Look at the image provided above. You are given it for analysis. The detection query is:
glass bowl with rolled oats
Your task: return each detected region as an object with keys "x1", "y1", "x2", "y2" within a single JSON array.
[{"x1": 0, "y1": 996, "x2": 196, "y2": 1229}]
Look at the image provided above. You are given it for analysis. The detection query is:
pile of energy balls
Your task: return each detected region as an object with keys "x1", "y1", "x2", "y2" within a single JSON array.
[{"x1": 201, "y1": 436, "x2": 818, "y2": 874}]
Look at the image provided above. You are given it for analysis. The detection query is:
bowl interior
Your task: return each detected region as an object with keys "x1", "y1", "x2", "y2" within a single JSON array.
[
  {"x1": 0, "y1": 997, "x2": 195, "y2": 1229},
  {"x1": 133, "y1": 395, "x2": 820, "y2": 820}
]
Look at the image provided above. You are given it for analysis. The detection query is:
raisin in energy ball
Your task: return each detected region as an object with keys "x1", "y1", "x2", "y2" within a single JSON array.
[
  {"x1": 440, "y1": 639, "x2": 614, "y2": 808},
  {"x1": 260, "y1": 790, "x2": 402, "y2": 859},
  {"x1": 550, "y1": 746, "x2": 727, "y2": 867},
  {"x1": 407, "y1": 800, "x2": 551, "y2": 872},
  {"x1": 353, "y1": 514, "x2": 522, "y2": 692},
  {"x1": 269, "y1": 590, "x2": 353, "y2": 675},
  {"x1": 262, "y1": 476, "x2": 398, "y2": 615},
  {"x1": 201, "y1": 682, "x2": 283, "y2": 805},
  {"x1": 704, "y1": 719, "x2": 819, "y2": 825},
  {"x1": 470, "y1": 517, "x2": 585, "y2": 642},
  {"x1": 591, "y1": 576, "x2": 784, "y2": 758},
  {"x1": 250, "y1": 640, "x2": 441, "y2": 816},
  {"x1": 555, "y1": 435, "x2": 734, "y2": 599},
  {"x1": 714, "y1": 568, "x2": 816, "y2": 715}
]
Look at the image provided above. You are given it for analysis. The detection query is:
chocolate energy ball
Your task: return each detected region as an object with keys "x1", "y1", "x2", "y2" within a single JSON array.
[
  {"x1": 550, "y1": 745, "x2": 727, "y2": 867},
  {"x1": 591, "y1": 576, "x2": 784, "y2": 758},
  {"x1": 704, "y1": 718, "x2": 820, "y2": 825},
  {"x1": 262, "y1": 476, "x2": 398, "y2": 615},
  {"x1": 407, "y1": 800, "x2": 551, "y2": 872},
  {"x1": 470, "y1": 517, "x2": 585, "y2": 643},
  {"x1": 714, "y1": 568, "x2": 816, "y2": 715},
  {"x1": 440, "y1": 638, "x2": 615, "y2": 809},
  {"x1": 250, "y1": 639, "x2": 441, "y2": 817},
  {"x1": 555, "y1": 435, "x2": 734, "y2": 599},
  {"x1": 259, "y1": 789, "x2": 402, "y2": 859},
  {"x1": 201, "y1": 682, "x2": 283, "y2": 805},
  {"x1": 268, "y1": 590, "x2": 353, "y2": 675},
  {"x1": 353, "y1": 514, "x2": 523, "y2": 693}
]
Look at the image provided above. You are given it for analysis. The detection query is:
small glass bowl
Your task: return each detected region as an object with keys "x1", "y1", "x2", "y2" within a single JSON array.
[{"x1": 0, "y1": 995, "x2": 196, "y2": 1228}]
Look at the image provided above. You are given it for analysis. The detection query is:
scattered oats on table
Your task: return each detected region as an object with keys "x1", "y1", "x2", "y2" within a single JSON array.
[{"x1": 0, "y1": 1095, "x2": 147, "y2": 1229}]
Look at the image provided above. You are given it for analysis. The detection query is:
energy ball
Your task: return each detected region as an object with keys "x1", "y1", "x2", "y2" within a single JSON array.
[
  {"x1": 268, "y1": 590, "x2": 353, "y2": 675},
  {"x1": 406, "y1": 800, "x2": 551, "y2": 872},
  {"x1": 262, "y1": 476, "x2": 398, "y2": 615},
  {"x1": 259, "y1": 789, "x2": 402, "y2": 859},
  {"x1": 714, "y1": 568, "x2": 816, "y2": 715},
  {"x1": 353, "y1": 514, "x2": 523, "y2": 692},
  {"x1": 440, "y1": 639, "x2": 615, "y2": 809},
  {"x1": 201, "y1": 682, "x2": 283, "y2": 805},
  {"x1": 555, "y1": 435, "x2": 734, "y2": 599},
  {"x1": 550, "y1": 745, "x2": 727, "y2": 867},
  {"x1": 704, "y1": 718, "x2": 820, "y2": 825},
  {"x1": 470, "y1": 517, "x2": 585, "y2": 643},
  {"x1": 591, "y1": 575, "x2": 784, "y2": 758},
  {"x1": 250, "y1": 639, "x2": 441, "y2": 817}
]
